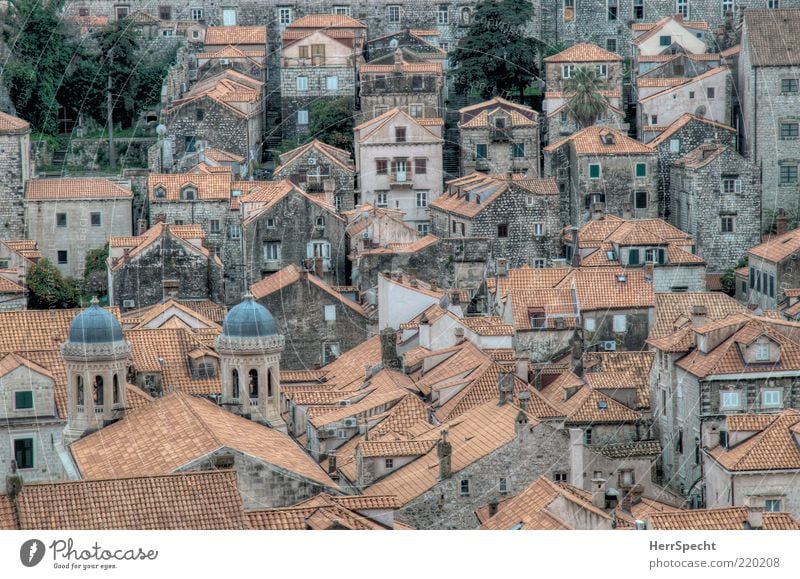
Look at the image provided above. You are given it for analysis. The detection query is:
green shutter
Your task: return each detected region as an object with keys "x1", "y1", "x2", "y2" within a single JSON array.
[
  {"x1": 589, "y1": 164, "x2": 600, "y2": 179},
  {"x1": 15, "y1": 391, "x2": 33, "y2": 410},
  {"x1": 636, "y1": 163, "x2": 647, "y2": 177},
  {"x1": 629, "y1": 248, "x2": 640, "y2": 265}
]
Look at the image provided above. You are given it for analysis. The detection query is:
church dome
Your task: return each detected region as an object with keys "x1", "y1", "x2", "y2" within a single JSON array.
[
  {"x1": 222, "y1": 294, "x2": 278, "y2": 338},
  {"x1": 68, "y1": 298, "x2": 124, "y2": 344}
]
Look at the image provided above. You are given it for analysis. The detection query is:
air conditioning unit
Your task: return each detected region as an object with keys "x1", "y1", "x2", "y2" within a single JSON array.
[
  {"x1": 601, "y1": 341, "x2": 617, "y2": 351},
  {"x1": 123, "y1": 299, "x2": 136, "y2": 308},
  {"x1": 324, "y1": 427, "x2": 337, "y2": 437},
  {"x1": 343, "y1": 418, "x2": 357, "y2": 427},
  {"x1": 219, "y1": 58, "x2": 230, "y2": 66},
  {"x1": 362, "y1": 230, "x2": 371, "y2": 239}
]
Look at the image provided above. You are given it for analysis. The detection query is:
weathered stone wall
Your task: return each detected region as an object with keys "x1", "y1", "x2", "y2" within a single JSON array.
[
  {"x1": 460, "y1": 125, "x2": 540, "y2": 177},
  {"x1": 255, "y1": 275, "x2": 372, "y2": 370},
  {"x1": 0, "y1": 421, "x2": 66, "y2": 493},
  {"x1": 546, "y1": 107, "x2": 627, "y2": 145},
  {"x1": 582, "y1": 307, "x2": 652, "y2": 352},
  {"x1": 280, "y1": 66, "x2": 356, "y2": 140},
  {"x1": 0, "y1": 130, "x2": 31, "y2": 240},
  {"x1": 359, "y1": 72, "x2": 443, "y2": 122},
  {"x1": 272, "y1": 146, "x2": 355, "y2": 212},
  {"x1": 63, "y1": 138, "x2": 156, "y2": 169},
  {"x1": 545, "y1": 60, "x2": 623, "y2": 94},
  {"x1": 396, "y1": 421, "x2": 569, "y2": 530}
]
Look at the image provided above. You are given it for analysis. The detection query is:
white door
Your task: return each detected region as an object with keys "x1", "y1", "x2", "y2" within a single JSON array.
[
  {"x1": 222, "y1": 9, "x2": 236, "y2": 25},
  {"x1": 395, "y1": 161, "x2": 407, "y2": 182}
]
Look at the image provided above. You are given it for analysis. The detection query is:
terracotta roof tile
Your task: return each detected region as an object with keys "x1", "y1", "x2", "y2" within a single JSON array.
[
  {"x1": 71, "y1": 391, "x2": 336, "y2": 488},
  {"x1": 460, "y1": 107, "x2": 537, "y2": 129},
  {"x1": 0, "y1": 111, "x2": 30, "y2": 133},
  {"x1": 544, "y1": 42, "x2": 622, "y2": 63},
  {"x1": 749, "y1": 228, "x2": 800, "y2": 262},
  {"x1": 648, "y1": 506, "x2": 800, "y2": 530},
  {"x1": 110, "y1": 222, "x2": 223, "y2": 270},
  {"x1": 148, "y1": 173, "x2": 232, "y2": 202},
  {"x1": 0, "y1": 495, "x2": 16, "y2": 529},
  {"x1": 632, "y1": 16, "x2": 709, "y2": 45},
  {"x1": 16, "y1": 471, "x2": 248, "y2": 529},
  {"x1": 639, "y1": 67, "x2": 729, "y2": 103},
  {"x1": 744, "y1": 9, "x2": 800, "y2": 66},
  {"x1": 709, "y1": 410, "x2": 800, "y2": 471},
  {"x1": 246, "y1": 494, "x2": 390, "y2": 530},
  {"x1": 544, "y1": 125, "x2": 654, "y2": 156},
  {"x1": 25, "y1": 178, "x2": 132, "y2": 200},
  {"x1": 274, "y1": 139, "x2": 354, "y2": 174},
  {"x1": 582, "y1": 351, "x2": 654, "y2": 409},
  {"x1": 636, "y1": 77, "x2": 690, "y2": 88},
  {"x1": 358, "y1": 439, "x2": 437, "y2": 457},
  {"x1": 204, "y1": 26, "x2": 266, "y2": 46},
  {"x1": 360, "y1": 61, "x2": 442, "y2": 74},
  {"x1": 596, "y1": 439, "x2": 661, "y2": 459},
  {"x1": 287, "y1": 14, "x2": 366, "y2": 29}
]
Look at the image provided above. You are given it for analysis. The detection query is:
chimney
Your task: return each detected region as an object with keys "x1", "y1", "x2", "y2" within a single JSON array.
[
  {"x1": 438, "y1": 430, "x2": 452, "y2": 480},
  {"x1": 488, "y1": 501, "x2": 499, "y2": 518},
  {"x1": 776, "y1": 209, "x2": 789, "y2": 236},
  {"x1": 746, "y1": 501, "x2": 764, "y2": 530},
  {"x1": 328, "y1": 452, "x2": 337, "y2": 475},
  {"x1": 691, "y1": 305, "x2": 708, "y2": 328},
  {"x1": 515, "y1": 358, "x2": 529, "y2": 381},
  {"x1": 419, "y1": 312, "x2": 431, "y2": 349},
  {"x1": 674, "y1": 13, "x2": 683, "y2": 22},
  {"x1": 570, "y1": 329, "x2": 584, "y2": 377},
  {"x1": 453, "y1": 326, "x2": 465, "y2": 344},
  {"x1": 517, "y1": 389, "x2": 530, "y2": 412},
  {"x1": 569, "y1": 227, "x2": 581, "y2": 267},
  {"x1": 643, "y1": 263, "x2": 654, "y2": 283},
  {"x1": 365, "y1": 364, "x2": 374, "y2": 381},
  {"x1": 393, "y1": 47, "x2": 403, "y2": 72},
  {"x1": 429, "y1": 279, "x2": 438, "y2": 291},
  {"x1": 380, "y1": 327, "x2": 402, "y2": 369},
  {"x1": 498, "y1": 371, "x2": 515, "y2": 405},
  {"x1": 622, "y1": 202, "x2": 633, "y2": 220},
  {"x1": 703, "y1": 422, "x2": 721, "y2": 450},
  {"x1": 497, "y1": 258, "x2": 508, "y2": 277},
  {"x1": 591, "y1": 478, "x2": 607, "y2": 510}
]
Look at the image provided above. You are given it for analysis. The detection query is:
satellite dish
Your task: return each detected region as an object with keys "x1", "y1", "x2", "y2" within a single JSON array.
[
  {"x1": 389, "y1": 38, "x2": 399, "y2": 49},
  {"x1": 156, "y1": 124, "x2": 167, "y2": 136}
]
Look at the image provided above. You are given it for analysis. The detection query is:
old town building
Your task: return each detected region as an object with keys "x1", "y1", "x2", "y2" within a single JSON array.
[{"x1": 0, "y1": 112, "x2": 32, "y2": 240}]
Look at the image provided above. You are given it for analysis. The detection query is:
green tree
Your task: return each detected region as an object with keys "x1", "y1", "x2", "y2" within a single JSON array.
[
  {"x1": 83, "y1": 243, "x2": 109, "y2": 298},
  {"x1": 26, "y1": 258, "x2": 79, "y2": 309},
  {"x1": 2, "y1": 0, "x2": 73, "y2": 134},
  {"x1": 563, "y1": 66, "x2": 610, "y2": 128},
  {"x1": 308, "y1": 98, "x2": 355, "y2": 152},
  {"x1": 450, "y1": 0, "x2": 542, "y2": 100}
]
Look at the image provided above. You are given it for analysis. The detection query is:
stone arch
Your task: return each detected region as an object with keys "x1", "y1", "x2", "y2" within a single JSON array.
[
  {"x1": 232, "y1": 368, "x2": 240, "y2": 399},
  {"x1": 249, "y1": 369, "x2": 259, "y2": 398}
]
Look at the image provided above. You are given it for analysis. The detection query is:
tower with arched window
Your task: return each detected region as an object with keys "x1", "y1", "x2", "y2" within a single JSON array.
[
  {"x1": 61, "y1": 297, "x2": 132, "y2": 444},
  {"x1": 215, "y1": 293, "x2": 286, "y2": 431}
]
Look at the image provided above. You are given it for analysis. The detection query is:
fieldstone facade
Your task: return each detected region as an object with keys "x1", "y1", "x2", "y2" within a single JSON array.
[
  {"x1": 0, "y1": 113, "x2": 32, "y2": 240},
  {"x1": 670, "y1": 144, "x2": 761, "y2": 272},
  {"x1": 545, "y1": 104, "x2": 627, "y2": 145}
]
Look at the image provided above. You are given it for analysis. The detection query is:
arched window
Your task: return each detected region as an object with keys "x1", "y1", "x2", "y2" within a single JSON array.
[
  {"x1": 315, "y1": 215, "x2": 325, "y2": 228},
  {"x1": 249, "y1": 369, "x2": 259, "y2": 398},
  {"x1": 154, "y1": 186, "x2": 166, "y2": 199},
  {"x1": 113, "y1": 375, "x2": 120, "y2": 405},
  {"x1": 461, "y1": 7, "x2": 471, "y2": 25},
  {"x1": 94, "y1": 376, "x2": 104, "y2": 406},
  {"x1": 268, "y1": 369, "x2": 275, "y2": 398},
  {"x1": 76, "y1": 376, "x2": 84, "y2": 406},
  {"x1": 232, "y1": 369, "x2": 240, "y2": 399}
]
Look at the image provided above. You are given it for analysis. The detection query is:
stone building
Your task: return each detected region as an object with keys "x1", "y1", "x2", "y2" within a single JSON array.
[
  {"x1": 23, "y1": 179, "x2": 133, "y2": 279},
  {"x1": 638, "y1": 66, "x2": 732, "y2": 141},
  {"x1": 163, "y1": 69, "x2": 264, "y2": 171},
  {"x1": 345, "y1": 204, "x2": 420, "y2": 256},
  {"x1": 546, "y1": 102, "x2": 627, "y2": 145},
  {"x1": 365, "y1": 28, "x2": 448, "y2": 73},
  {"x1": 240, "y1": 179, "x2": 347, "y2": 286},
  {"x1": 458, "y1": 97, "x2": 540, "y2": 177},
  {"x1": 68, "y1": 390, "x2": 337, "y2": 510},
  {"x1": 0, "y1": 111, "x2": 32, "y2": 240},
  {"x1": 200, "y1": 25, "x2": 268, "y2": 81},
  {"x1": 744, "y1": 228, "x2": 800, "y2": 311},
  {"x1": 630, "y1": 14, "x2": 710, "y2": 66},
  {"x1": 279, "y1": 14, "x2": 366, "y2": 139},
  {"x1": 272, "y1": 139, "x2": 356, "y2": 211},
  {"x1": 354, "y1": 108, "x2": 444, "y2": 231},
  {"x1": 359, "y1": 51, "x2": 444, "y2": 122},
  {"x1": 646, "y1": 113, "x2": 737, "y2": 220},
  {"x1": 148, "y1": 172, "x2": 243, "y2": 302},
  {"x1": 543, "y1": 125, "x2": 657, "y2": 227},
  {"x1": 0, "y1": 239, "x2": 40, "y2": 299},
  {"x1": 738, "y1": 9, "x2": 800, "y2": 225},
  {"x1": 107, "y1": 222, "x2": 225, "y2": 310},
  {"x1": 250, "y1": 264, "x2": 375, "y2": 369},
  {"x1": 568, "y1": 215, "x2": 706, "y2": 292},
  {"x1": 637, "y1": 52, "x2": 721, "y2": 78},
  {"x1": 669, "y1": 143, "x2": 761, "y2": 272},
  {"x1": 430, "y1": 172, "x2": 561, "y2": 268}
]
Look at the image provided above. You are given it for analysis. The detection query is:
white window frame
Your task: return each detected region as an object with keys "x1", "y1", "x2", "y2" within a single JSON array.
[
  {"x1": 669, "y1": 138, "x2": 680, "y2": 153},
  {"x1": 437, "y1": 4, "x2": 449, "y2": 24},
  {"x1": 326, "y1": 76, "x2": 339, "y2": 91},
  {"x1": 762, "y1": 389, "x2": 782, "y2": 407},
  {"x1": 324, "y1": 304, "x2": 337, "y2": 322},
  {"x1": 533, "y1": 222, "x2": 544, "y2": 237},
  {"x1": 562, "y1": 65, "x2": 575, "y2": 79},
  {"x1": 755, "y1": 342, "x2": 770, "y2": 361},
  {"x1": 584, "y1": 317, "x2": 596, "y2": 332},
  {"x1": 278, "y1": 6, "x2": 293, "y2": 26},
  {"x1": 376, "y1": 191, "x2": 388, "y2": 207},
  {"x1": 334, "y1": 5, "x2": 352, "y2": 15},
  {"x1": 533, "y1": 258, "x2": 546, "y2": 268},
  {"x1": 222, "y1": 7, "x2": 236, "y2": 26},
  {"x1": 613, "y1": 314, "x2": 626, "y2": 332},
  {"x1": 229, "y1": 224, "x2": 241, "y2": 239},
  {"x1": 676, "y1": 0, "x2": 688, "y2": 17},
  {"x1": 722, "y1": 0, "x2": 734, "y2": 15},
  {"x1": 720, "y1": 391, "x2": 740, "y2": 409},
  {"x1": 595, "y1": 64, "x2": 608, "y2": 77},
  {"x1": 191, "y1": 8, "x2": 204, "y2": 20},
  {"x1": 387, "y1": 5, "x2": 401, "y2": 23},
  {"x1": 296, "y1": 76, "x2": 308, "y2": 91},
  {"x1": 416, "y1": 191, "x2": 428, "y2": 208},
  {"x1": 263, "y1": 241, "x2": 281, "y2": 261},
  {"x1": 297, "y1": 110, "x2": 309, "y2": 125},
  {"x1": 14, "y1": 390, "x2": 35, "y2": 411},
  {"x1": 765, "y1": 498, "x2": 782, "y2": 512}
]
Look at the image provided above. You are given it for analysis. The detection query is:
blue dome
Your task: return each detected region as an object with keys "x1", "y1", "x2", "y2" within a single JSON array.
[
  {"x1": 68, "y1": 302, "x2": 124, "y2": 344},
  {"x1": 222, "y1": 295, "x2": 278, "y2": 338}
]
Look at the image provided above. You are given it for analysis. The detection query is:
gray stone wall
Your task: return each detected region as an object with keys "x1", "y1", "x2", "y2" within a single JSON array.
[
  {"x1": 255, "y1": 275, "x2": 372, "y2": 370},
  {"x1": 0, "y1": 131, "x2": 30, "y2": 240},
  {"x1": 280, "y1": 66, "x2": 356, "y2": 140},
  {"x1": 669, "y1": 147, "x2": 760, "y2": 272},
  {"x1": 395, "y1": 421, "x2": 569, "y2": 529},
  {"x1": 0, "y1": 421, "x2": 66, "y2": 493},
  {"x1": 359, "y1": 72, "x2": 443, "y2": 122},
  {"x1": 272, "y1": 147, "x2": 355, "y2": 212},
  {"x1": 110, "y1": 229, "x2": 225, "y2": 309},
  {"x1": 582, "y1": 307, "x2": 652, "y2": 352},
  {"x1": 460, "y1": 125, "x2": 540, "y2": 177}
]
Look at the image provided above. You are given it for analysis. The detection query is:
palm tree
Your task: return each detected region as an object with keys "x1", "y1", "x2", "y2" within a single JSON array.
[{"x1": 563, "y1": 66, "x2": 610, "y2": 128}]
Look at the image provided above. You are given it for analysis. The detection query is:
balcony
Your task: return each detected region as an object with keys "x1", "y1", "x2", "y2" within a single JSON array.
[
  {"x1": 390, "y1": 172, "x2": 414, "y2": 188},
  {"x1": 94, "y1": 405, "x2": 104, "y2": 414},
  {"x1": 250, "y1": 398, "x2": 259, "y2": 407},
  {"x1": 512, "y1": 157, "x2": 530, "y2": 170},
  {"x1": 262, "y1": 259, "x2": 282, "y2": 273},
  {"x1": 475, "y1": 158, "x2": 491, "y2": 171},
  {"x1": 491, "y1": 128, "x2": 511, "y2": 142}
]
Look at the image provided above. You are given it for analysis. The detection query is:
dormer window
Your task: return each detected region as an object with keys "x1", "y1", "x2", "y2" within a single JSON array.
[
  {"x1": 395, "y1": 127, "x2": 407, "y2": 143},
  {"x1": 494, "y1": 117, "x2": 506, "y2": 129},
  {"x1": 315, "y1": 216, "x2": 325, "y2": 228},
  {"x1": 755, "y1": 342, "x2": 769, "y2": 362},
  {"x1": 194, "y1": 358, "x2": 217, "y2": 378},
  {"x1": 154, "y1": 186, "x2": 166, "y2": 199},
  {"x1": 528, "y1": 308, "x2": 546, "y2": 329},
  {"x1": 601, "y1": 133, "x2": 615, "y2": 145},
  {"x1": 181, "y1": 186, "x2": 197, "y2": 201}
]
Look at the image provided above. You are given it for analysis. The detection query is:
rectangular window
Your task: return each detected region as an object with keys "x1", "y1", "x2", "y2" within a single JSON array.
[
  {"x1": 723, "y1": 178, "x2": 742, "y2": 193},
  {"x1": 613, "y1": 314, "x2": 626, "y2": 332},
  {"x1": 417, "y1": 223, "x2": 429, "y2": 235},
  {"x1": 584, "y1": 317, "x2": 596, "y2": 332},
  {"x1": 606, "y1": 38, "x2": 617, "y2": 52},
  {"x1": 415, "y1": 158, "x2": 427, "y2": 174},
  {"x1": 416, "y1": 191, "x2": 428, "y2": 208},
  {"x1": 781, "y1": 79, "x2": 799, "y2": 93},
  {"x1": 589, "y1": 163, "x2": 601, "y2": 179},
  {"x1": 326, "y1": 76, "x2": 338, "y2": 91},
  {"x1": 780, "y1": 164, "x2": 798, "y2": 184},
  {"x1": 209, "y1": 219, "x2": 221, "y2": 234},
  {"x1": 769, "y1": 274, "x2": 775, "y2": 298},
  {"x1": 619, "y1": 470, "x2": 635, "y2": 486},
  {"x1": 645, "y1": 248, "x2": 665, "y2": 264},
  {"x1": 660, "y1": 35, "x2": 671, "y2": 46},
  {"x1": 721, "y1": 215, "x2": 735, "y2": 233},
  {"x1": 722, "y1": 0, "x2": 734, "y2": 15},
  {"x1": 780, "y1": 122, "x2": 799, "y2": 140},
  {"x1": 323, "y1": 304, "x2": 336, "y2": 321},
  {"x1": 388, "y1": 5, "x2": 401, "y2": 23},
  {"x1": 385, "y1": 458, "x2": 393, "y2": 469},
  {"x1": 191, "y1": 8, "x2": 204, "y2": 20},
  {"x1": 676, "y1": 0, "x2": 688, "y2": 18},
  {"x1": 499, "y1": 477, "x2": 508, "y2": 493},
  {"x1": 56, "y1": 213, "x2": 67, "y2": 227},
  {"x1": 669, "y1": 138, "x2": 681, "y2": 153},
  {"x1": 86, "y1": 211, "x2": 101, "y2": 227},
  {"x1": 229, "y1": 224, "x2": 241, "y2": 239},
  {"x1": 595, "y1": 64, "x2": 608, "y2": 77},
  {"x1": 57, "y1": 250, "x2": 68, "y2": 264},
  {"x1": 376, "y1": 192, "x2": 388, "y2": 207},
  {"x1": 14, "y1": 438, "x2": 33, "y2": 469},
  {"x1": 512, "y1": 143, "x2": 525, "y2": 158},
  {"x1": 634, "y1": 191, "x2": 648, "y2": 209},
  {"x1": 756, "y1": 342, "x2": 769, "y2": 361},
  {"x1": 438, "y1": 4, "x2": 449, "y2": 24},
  {"x1": 15, "y1": 391, "x2": 34, "y2": 410},
  {"x1": 633, "y1": 0, "x2": 644, "y2": 18},
  {"x1": 768, "y1": 0, "x2": 780, "y2": 8},
  {"x1": 554, "y1": 471, "x2": 568, "y2": 482},
  {"x1": 720, "y1": 391, "x2": 740, "y2": 409},
  {"x1": 533, "y1": 258, "x2": 546, "y2": 268},
  {"x1": 629, "y1": 248, "x2": 640, "y2": 265},
  {"x1": 563, "y1": 0, "x2": 575, "y2": 22},
  {"x1": 159, "y1": 5, "x2": 172, "y2": 19},
  {"x1": 562, "y1": 65, "x2": 575, "y2": 79},
  {"x1": 222, "y1": 8, "x2": 236, "y2": 25},
  {"x1": 395, "y1": 127, "x2": 406, "y2": 143},
  {"x1": 409, "y1": 104, "x2": 424, "y2": 118},
  {"x1": 263, "y1": 242, "x2": 281, "y2": 261},
  {"x1": 460, "y1": 479, "x2": 470, "y2": 496},
  {"x1": 497, "y1": 224, "x2": 509, "y2": 238},
  {"x1": 607, "y1": 0, "x2": 618, "y2": 20},
  {"x1": 635, "y1": 163, "x2": 647, "y2": 177},
  {"x1": 763, "y1": 389, "x2": 782, "y2": 407},
  {"x1": 476, "y1": 143, "x2": 488, "y2": 159},
  {"x1": 115, "y1": 6, "x2": 129, "y2": 20},
  {"x1": 584, "y1": 428, "x2": 592, "y2": 445},
  {"x1": 376, "y1": 159, "x2": 388, "y2": 175},
  {"x1": 707, "y1": 87, "x2": 716, "y2": 99},
  {"x1": 278, "y1": 7, "x2": 293, "y2": 25},
  {"x1": 533, "y1": 222, "x2": 544, "y2": 237},
  {"x1": 334, "y1": 6, "x2": 352, "y2": 16},
  {"x1": 765, "y1": 499, "x2": 782, "y2": 512},
  {"x1": 651, "y1": 115, "x2": 659, "y2": 125},
  {"x1": 298, "y1": 46, "x2": 309, "y2": 59},
  {"x1": 296, "y1": 76, "x2": 308, "y2": 91},
  {"x1": 297, "y1": 110, "x2": 309, "y2": 125}
]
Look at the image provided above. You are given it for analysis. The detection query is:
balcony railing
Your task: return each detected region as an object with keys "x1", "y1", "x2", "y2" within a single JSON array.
[
  {"x1": 390, "y1": 172, "x2": 413, "y2": 187},
  {"x1": 94, "y1": 405, "x2": 104, "y2": 414},
  {"x1": 262, "y1": 259, "x2": 282, "y2": 272},
  {"x1": 250, "y1": 398, "x2": 259, "y2": 407}
]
